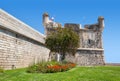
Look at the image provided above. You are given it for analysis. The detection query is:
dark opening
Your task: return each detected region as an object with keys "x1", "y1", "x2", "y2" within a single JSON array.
[{"x1": 88, "y1": 39, "x2": 91, "y2": 44}]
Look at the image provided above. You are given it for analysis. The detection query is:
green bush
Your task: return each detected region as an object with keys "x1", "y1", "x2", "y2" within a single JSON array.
[
  {"x1": 26, "y1": 64, "x2": 38, "y2": 73},
  {"x1": 36, "y1": 62, "x2": 48, "y2": 73},
  {"x1": 0, "y1": 67, "x2": 4, "y2": 73},
  {"x1": 27, "y1": 61, "x2": 48, "y2": 73},
  {"x1": 26, "y1": 61, "x2": 76, "y2": 73}
]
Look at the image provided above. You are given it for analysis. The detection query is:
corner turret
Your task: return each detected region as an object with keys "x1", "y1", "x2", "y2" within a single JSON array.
[
  {"x1": 43, "y1": 12, "x2": 50, "y2": 27},
  {"x1": 42, "y1": 13, "x2": 61, "y2": 35},
  {"x1": 98, "y1": 16, "x2": 104, "y2": 32}
]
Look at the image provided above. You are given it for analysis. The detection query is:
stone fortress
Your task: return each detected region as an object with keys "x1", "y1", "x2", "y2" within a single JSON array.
[
  {"x1": 0, "y1": 9, "x2": 104, "y2": 69},
  {"x1": 43, "y1": 13, "x2": 105, "y2": 66}
]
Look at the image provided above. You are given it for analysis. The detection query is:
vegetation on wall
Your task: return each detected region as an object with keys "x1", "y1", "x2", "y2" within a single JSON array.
[{"x1": 45, "y1": 27, "x2": 79, "y2": 61}]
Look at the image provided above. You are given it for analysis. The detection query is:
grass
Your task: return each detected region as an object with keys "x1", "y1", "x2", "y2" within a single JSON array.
[{"x1": 0, "y1": 66, "x2": 120, "y2": 81}]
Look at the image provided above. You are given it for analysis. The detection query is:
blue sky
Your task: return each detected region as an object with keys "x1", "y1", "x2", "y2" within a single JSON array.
[{"x1": 0, "y1": 0, "x2": 120, "y2": 63}]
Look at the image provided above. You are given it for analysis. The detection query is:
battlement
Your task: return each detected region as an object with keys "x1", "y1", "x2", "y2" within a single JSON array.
[{"x1": 43, "y1": 13, "x2": 104, "y2": 36}]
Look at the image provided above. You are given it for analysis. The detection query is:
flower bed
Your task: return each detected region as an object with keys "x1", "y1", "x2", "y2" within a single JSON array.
[
  {"x1": 27, "y1": 61, "x2": 76, "y2": 73},
  {"x1": 47, "y1": 63, "x2": 76, "y2": 73}
]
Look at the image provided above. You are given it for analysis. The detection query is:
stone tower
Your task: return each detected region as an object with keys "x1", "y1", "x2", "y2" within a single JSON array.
[
  {"x1": 42, "y1": 13, "x2": 51, "y2": 35},
  {"x1": 43, "y1": 13, "x2": 61, "y2": 35},
  {"x1": 43, "y1": 13, "x2": 105, "y2": 66}
]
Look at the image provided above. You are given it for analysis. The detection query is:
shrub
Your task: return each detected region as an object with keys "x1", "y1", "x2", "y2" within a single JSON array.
[
  {"x1": 26, "y1": 64, "x2": 38, "y2": 73},
  {"x1": 0, "y1": 67, "x2": 4, "y2": 73},
  {"x1": 27, "y1": 61, "x2": 47, "y2": 73},
  {"x1": 26, "y1": 61, "x2": 76, "y2": 73},
  {"x1": 36, "y1": 62, "x2": 48, "y2": 73}
]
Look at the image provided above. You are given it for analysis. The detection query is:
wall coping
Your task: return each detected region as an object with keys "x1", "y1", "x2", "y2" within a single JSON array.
[
  {"x1": 77, "y1": 48, "x2": 104, "y2": 51},
  {"x1": 0, "y1": 9, "x2": 45, "y2": 44}
]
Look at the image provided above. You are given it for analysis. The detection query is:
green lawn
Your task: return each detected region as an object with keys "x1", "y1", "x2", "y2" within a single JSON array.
[{"x1": 0, "y1": 66, "x2": 120, "y2": 81}]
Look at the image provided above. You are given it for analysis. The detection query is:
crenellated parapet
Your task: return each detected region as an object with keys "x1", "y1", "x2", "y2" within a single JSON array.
[{"x1": 84, "y1": 16, "x2": 104, "y2": 32}]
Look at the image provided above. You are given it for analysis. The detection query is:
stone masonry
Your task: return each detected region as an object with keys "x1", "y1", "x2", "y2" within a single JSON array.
[{"x1": 0, "y1": 9, "x2": 50, "y2": 70}]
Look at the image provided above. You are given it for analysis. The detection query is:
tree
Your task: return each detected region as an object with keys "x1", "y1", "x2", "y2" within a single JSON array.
[{"x1": 45, "y1": 27, "x2": 79, "y2": 61}]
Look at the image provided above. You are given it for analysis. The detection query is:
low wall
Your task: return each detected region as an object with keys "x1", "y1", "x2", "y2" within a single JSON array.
[{"x1": 0, "y1": 9, "x2": 50, "y2": 69}]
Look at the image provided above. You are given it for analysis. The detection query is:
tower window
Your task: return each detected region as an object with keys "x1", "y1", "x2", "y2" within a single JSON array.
[{"x1": 88, "y1": 39, "x2": 91, "y2": 44}]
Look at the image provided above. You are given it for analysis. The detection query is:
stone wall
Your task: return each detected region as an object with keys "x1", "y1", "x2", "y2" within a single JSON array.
[
  {"x1": 0, "y1": 9, "x2": 45, "y2": 44},
  {"x1": 66, "y1": 49, "x2": 104, "y2": 66},
  {"x1": 62, "y1": 23, "x2": 104, "y2": 66},
  {"x1": 79, "y1": 29, "x2": 103, "y2": 49},
  {"x1": 0, "y1": 9, "x2": 50, "y2": 69}
]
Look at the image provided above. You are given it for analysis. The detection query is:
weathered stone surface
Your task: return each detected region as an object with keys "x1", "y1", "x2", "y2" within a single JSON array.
[
  {"x1": 64, "y1": 23, "x2": 80, "y2": 34},
  {"x1": 0, "y1": 27, "x2": 50, "y2": 70},
  {"x1": 79, "y1": 30, "x2": 103, "y2": 48},
  {"x1": 0, "y1": 9, "x2": 50, "y2": 70},
  {"x1": 66, "y1": 49, "x2": 104, "y2": 66}
]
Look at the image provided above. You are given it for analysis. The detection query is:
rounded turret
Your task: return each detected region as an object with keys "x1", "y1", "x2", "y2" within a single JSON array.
[
  {"x1": 43, "y1": 12, "x2": 50, "y2": 26},
  {"x1": 43, "y1": 13, "x2": 49, "y2": 17},
  {"x1": 98, "y1": 16, "x2": 104, "y2": 31},
  {"x1": 98, "y1": 16, "x2": 104, "y2": 20}
]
